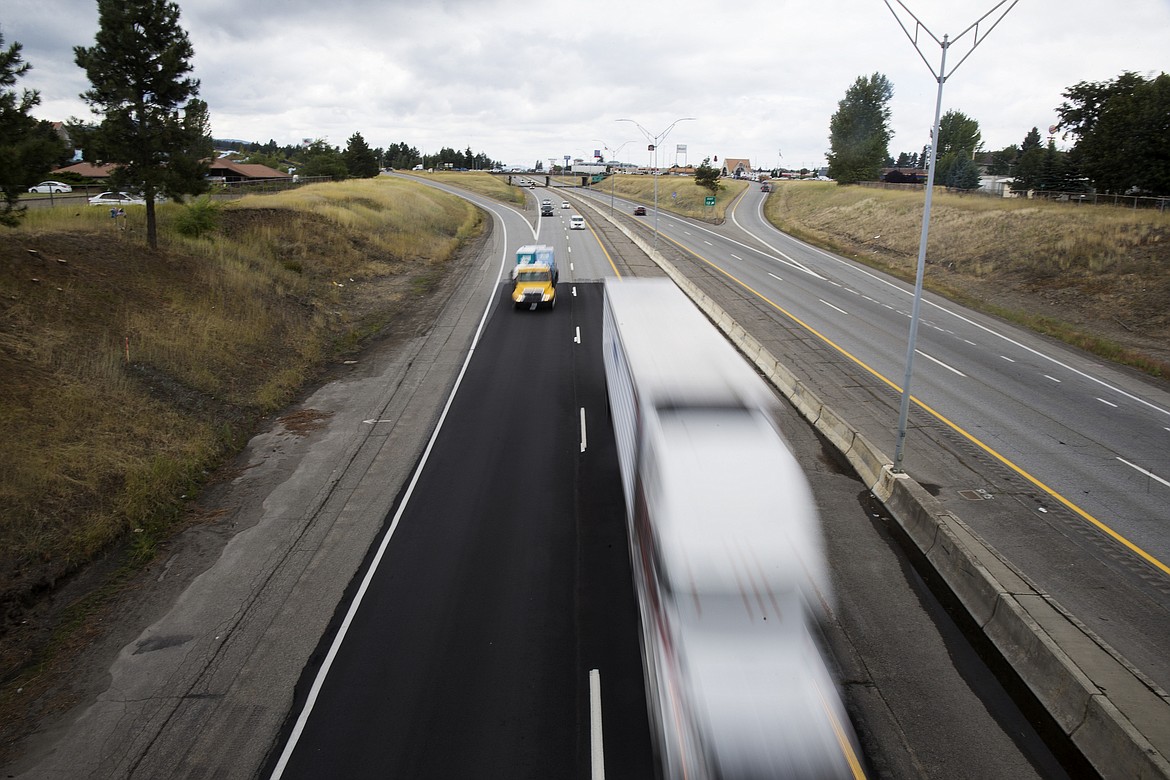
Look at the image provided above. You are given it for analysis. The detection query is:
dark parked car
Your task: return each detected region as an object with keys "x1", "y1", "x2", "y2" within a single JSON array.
[{"x1": 633, "y1": 206, "x2": 647, "y2": 216}]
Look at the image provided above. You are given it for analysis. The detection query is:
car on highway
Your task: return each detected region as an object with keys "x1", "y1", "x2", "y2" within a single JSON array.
[
  {"x1": 561, "y1": 201, "x2": 570, "y2": 209},
  {"x1": 28, "y1": 181, "x2": 73, "y2": 194},
  {"x1": 88, "y1": 191, "x2": 147, "y2": 206},
  {"x1": 540, "y1": 204, "x2": 555, "y2": 216},
  {"x1": 570, "y1": 215, "x2": 585, "y2": 230},
  {"x1": 633, "y1": 206, "x2": 647, "y2": 216}
]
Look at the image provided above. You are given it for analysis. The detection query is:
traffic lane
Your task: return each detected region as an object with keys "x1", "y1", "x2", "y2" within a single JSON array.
[
  {"x1": 273, "y1": 285, "x2": 641, "y2": 779},
  {"x1": 653, "y1": 224, "x2": 1170, "y2": 695},
  {"x1": 654, "y1": 216, "x2": 1170, "y2": 566}
]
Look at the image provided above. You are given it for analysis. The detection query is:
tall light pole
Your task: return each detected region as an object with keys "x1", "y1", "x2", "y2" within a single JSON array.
[
  {"x1": 883, "y1": 0, "x2": 1017, "y2": 474},
  {"x1": 616, "y1": 117, "x2": 695, "y2": 249},
  {"x1": 594, "y1": 138, "x2": 637, "y2": 215}
]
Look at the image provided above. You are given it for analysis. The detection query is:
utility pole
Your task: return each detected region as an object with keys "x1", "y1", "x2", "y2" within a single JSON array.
[
  {"x1": 616, "y1": 117, "x2": 696, "y2": 249},
  {"x1": 883, "y1": 0, "x2": 1018, "y2": 473}
]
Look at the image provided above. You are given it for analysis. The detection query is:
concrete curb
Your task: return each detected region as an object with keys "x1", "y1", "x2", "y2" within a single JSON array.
[{"x1": 586, "y1": 196, "x2": 1170, "y2": 780}]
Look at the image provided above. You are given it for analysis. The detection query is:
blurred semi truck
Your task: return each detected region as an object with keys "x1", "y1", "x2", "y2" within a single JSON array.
[
  {"x1": 511, "y1": 245, "x2": 558, "y2": 310},
  {"x1": 602, "y1": 278, "x2": 864, "y2": 779}
]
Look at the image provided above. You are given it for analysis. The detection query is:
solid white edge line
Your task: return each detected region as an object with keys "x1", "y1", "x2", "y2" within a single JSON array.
[
  {"x1": 269, "y1": 205, "x2": 513, "y2": 780},
  {"x1": 590, "y1": 669, "x2": 605, "y2": 780},
  {"x1": 1117, "y1": 457, "x2": 1170, "y2": 488},
  {"x1": 580, "y1": 407, "x2": 587, "y2": 453}
]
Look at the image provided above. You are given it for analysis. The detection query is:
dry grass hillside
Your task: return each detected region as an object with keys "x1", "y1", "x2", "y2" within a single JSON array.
[
  {"x1": 765, "y1": 182, "x2": 1170, "y2": 375},
  {"x1": 0, "y1": 178, "x2": 482, "y2": 684}
]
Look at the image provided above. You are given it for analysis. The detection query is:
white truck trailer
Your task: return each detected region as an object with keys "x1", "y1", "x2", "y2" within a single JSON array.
[{"x1": 601, "y1": 278, "x2": 862, "y2": 780}]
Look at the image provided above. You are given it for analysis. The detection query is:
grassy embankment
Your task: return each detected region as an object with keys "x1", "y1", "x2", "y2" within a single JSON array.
[
  {"x1": 399, "y1": 170, "x2": 528, "y2": 206},
  {"x1": 0, "y1": 177, "x2": 482, "y2": 621},
  {"x1": 587, "y1": 174, "x2": 749, "y2": 221},
  {"x1": 765, "y1": 181, "x2": 1170, "y2": 376}
]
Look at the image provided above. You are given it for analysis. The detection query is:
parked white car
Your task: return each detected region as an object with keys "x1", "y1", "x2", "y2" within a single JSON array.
[
  {"x1": 28, "y1": 181, "x2": 73, "y2": 194},
  {"x1": 88, "y1": 191, "x2": 147, "y2": 206}
]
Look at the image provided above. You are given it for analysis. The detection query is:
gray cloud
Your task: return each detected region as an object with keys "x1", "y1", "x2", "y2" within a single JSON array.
[{"x1": 4, "y1": 0, "x2": 1168, "y2": 168}]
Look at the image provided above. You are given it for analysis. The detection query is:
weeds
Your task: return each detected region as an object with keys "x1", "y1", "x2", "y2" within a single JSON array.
[
  {"x1": 0, "y1": 177, "x2": 482, "y2": 620},
  {"x1": 765, "y1": 181, "x2": 1170, "y2": 376}
]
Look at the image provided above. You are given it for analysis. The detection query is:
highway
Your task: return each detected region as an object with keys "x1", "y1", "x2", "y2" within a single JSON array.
[
  {"x1": 267, "y1": 180, "x2": 1077, "y2": 779},
  {"x1": 571, "y1": 181, "x2": 1170, "y2": 700}
]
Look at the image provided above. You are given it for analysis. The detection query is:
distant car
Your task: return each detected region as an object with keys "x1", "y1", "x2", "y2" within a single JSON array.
[
  {"x1": 570, "y1": 215, "x2": 585, "y2": 230},
  {"x1": 760, "y1": 183, "x2": 772, "y2": 192},
  {"x1": 540, "y1": 204, "x2": 555, "y2": 216},
  {"x1": 633, "y1": 206, "x2": 647, "y2": 216},
  {"x1": 542, "y1": 199, "x2": 552, "y2": 206},
  {"x1": 88, "y1": 191, "x2": 147, "y2": 206},
  {"x1": 561, "y1": 201, "x2": 570, "y2": 209},
  {"x1": 28, "y1": 181, "x2": 72, "y2": 194}
]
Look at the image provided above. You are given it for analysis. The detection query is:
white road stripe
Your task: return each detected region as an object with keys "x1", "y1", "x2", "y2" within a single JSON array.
[
  {"x1": 916, "y1": 349, "x2": 967, "y2": 376},
  {"x1": 1044, "y1": 375, "x2": 1061, "y2": 383},
  {"x1": 580, "y1": 407, "x2": 587, "y2": 453},
  {"x1": 590, "y1": 669, "x2": 605, "y2": 780},
  {"x1": 1000, "y1": 355, "x2": 1017, "y2": 363},
  {"x1": 768, "y1": 272, "x2": 783, "y2": 281},
  {"x1": 819, "y1": 299, "x2": 849, "y2": 316},
  {"x1": 1098, "y1": 398, "x2": 1119, "y2": 408},
  {"x1": 1117, "y1": 457, "x2": 1170, "y2": 488},
  {"x1": 574, "y1": 326, "x2": 581, "y2": 344}
]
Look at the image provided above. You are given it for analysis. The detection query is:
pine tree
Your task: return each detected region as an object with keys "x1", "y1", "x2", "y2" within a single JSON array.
[
  {"x1": 826, "y1": 73, "x2": 894, "y2": 184},
  {"x1": 944, "y1": 151, "x2": 981, "y2": 190},
  {"x1": 74, "y1": 0, "x2": 212, "y2": 249},
  {"x1": 694, "y1": 157, "x2": 721, "y2": 194},
  {"x1": 343, "y1": 132, "x2": 379, "y2": 178},
  {"x1": 1, "y1": 30, "x2": 68, "y2": 226}
]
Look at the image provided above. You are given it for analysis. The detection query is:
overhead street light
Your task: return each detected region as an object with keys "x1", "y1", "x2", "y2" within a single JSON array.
[
  {"x1": 882, "y1": 0, "x2": 1017, "y2": 473},
  {"x1": 616, "y1": 117, "x2": 696, "y2": 249},
  {"x1": 594, "y1": 138, "x2": 637, "y2": 216}
]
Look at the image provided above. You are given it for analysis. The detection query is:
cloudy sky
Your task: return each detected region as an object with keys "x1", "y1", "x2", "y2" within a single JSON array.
[{"x1": 4, "y1": 0, "x2": 1168, "y2": 170}]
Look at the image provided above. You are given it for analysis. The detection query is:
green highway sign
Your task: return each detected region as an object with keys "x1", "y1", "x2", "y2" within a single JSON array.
[{"x1": 705, "y1": 196, "x2": 716, "y2": 206}]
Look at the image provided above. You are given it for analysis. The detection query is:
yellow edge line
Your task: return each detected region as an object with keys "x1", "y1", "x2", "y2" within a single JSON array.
[
  {"x1": 588, "y1": 221, "x2": 622, "y2": 279},
  {"x1": 654, "y1": 228, "x2": 1170, "y2": 580}
]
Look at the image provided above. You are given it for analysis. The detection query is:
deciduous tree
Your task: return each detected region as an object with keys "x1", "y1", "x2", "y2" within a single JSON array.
[
  {"x1": 75, "y1": 0, "x2": 212, "y2": 249},
  {"x1": 932, "y1": 110, "x2": 982, "y2": 185},
  {"x1": 1057, "y1": 70, "x2": 1170, "y2": 195},
  {"x1": 826, "y1": 73, "x2": 894, "y2": 184}
]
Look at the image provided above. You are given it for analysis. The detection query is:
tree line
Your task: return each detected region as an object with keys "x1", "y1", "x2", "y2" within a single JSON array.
[
  {"x1": 218, "y1": 137, "x2": 500, "y2": 180},
  {"x1": 826, "y1": 70, "x2": 1169, "y2": 196},
  {"x1": 0, "y1": 1, "x2": 503, "y2": 244}
]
